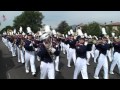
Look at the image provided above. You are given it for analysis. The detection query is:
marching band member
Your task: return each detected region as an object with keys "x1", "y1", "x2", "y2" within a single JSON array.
[
  {"x1": 110, "y1": 39, "x2": 120, "y2": 75},
  {"x1": 7, "y1": 36, "x2": 12, "y2": 52},
  {"x1": 16, "y1": 35, "x2": 22, "y2": 63},
  {"x1": 60, "y1": 37, "x2": 66, "y2": 54},
  {"x1": 94, "y1": 37, "x2": 110, "y2": 79},
  {"x1": 67, "y1": 35, "x2": 76, "y2": 67},
  {"x1": 64, "y1": 35, "x2": 70, "y2": 61},
  {"x1": 86, "y1": 39, "x2": 94, "y2": 65},
  {"x1": 37, "y1": 37, "x2": 55, "y2": 79},
  {"x1": 73, "y1": 38, "x2": 88, "y2": 79},
  {"x1": 11, "y1": 35, "x2": 17, "y2": 57},
  {"x1": 8, "y1": 35, "x2": 16, "y2": 57},
  {"x1": 19, "y1": 35, "x2": 25, "y2": 64},
  {"x1": 106, "y1": 36, "x2": 112, "y2": 62},
  {"x1": 33, "y1": 39, "x2": 41, "y2": 62},
  {"x1": 94, "y1": 39, "x2": 102, "y2": 63},
  {"x1": 53, "y1": 39, "x2": 61, "y2": 72},
  {"x1": 24, "y1": 34, "x2": 36, "y2": 76},
  {"x1": 35, "y1": 25, "x2": 55, "y2": 79}
]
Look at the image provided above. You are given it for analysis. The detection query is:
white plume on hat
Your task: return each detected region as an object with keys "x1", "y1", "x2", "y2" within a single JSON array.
[
  {"x1": 19, "y1": 26, "x2": 23, "y2": 33},
  {"x1": 68, "y1": 31, "x2": 71, "y2": 35},
  {"x1": 112, "y1": 32, "x2": 115, "y2": 37},
  {"x1": 3, "y1": 31, "x2": 7, "y2": 35},
  {"x1": 102, "y1": 27, "x2": 107, "y2": 35},
  {"x1": 114, "y1": 37, "x2": 117, "y2": 39},
  {"x1": 66, "y1": 34, "x2": 68, "y2": 38},
  {"x1": 70, "y1": 29, "x2": 74, "y2": 35},
  {"x1": 84, "y1": 33, "x2": 88, "y2": 37},
  {"x1": 44, "y1": 25, "x2": 51, "y2": 33},
  {"x1": 94, "y1": 36, "x2": 98, "y2": 40},
  {"x1": 77, "y1": 29, "x2": 83, "y2": 36},
  {"x1": 52, "y1": 29, "x2": 56, "y2": 35},
  {"x1": 9, "y1": 32, "x2": 12, "y2": 35},
  {"x1": 119, "y1": 36, "x2": 120, "y2": 39},
  {"x1": 22, "y1": 32, "x2": 25, "y2": 35},
  {"x1": 38, "y1": 31, "x2": 42, "y2": 36},
  {"x1": 89, "y1": 35, "x2": 92, "y2": 38},
  {"x1": 81, "y1": 35, "x2": 84, "y2": 38},
  {"x1": 27, "y1": 27, "x2": 32, "y2": 34},
  {"x1": 14, "y1": 29, "x2": 16, "y2": 34},
  {"x1": 40, "y1": 25, "x2": 52, "y2": 40}
]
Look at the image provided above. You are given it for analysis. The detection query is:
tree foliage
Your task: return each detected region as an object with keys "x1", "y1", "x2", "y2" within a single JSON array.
[
  {"x1": 13, "y1": 11, "x2": 44, "y2": 33},
  {"x1": 56, "y1": 21, "x2": 70, "y2": 34},
  {"x1": 82, "y1": 22, "x2": 101, "y2": 36}
]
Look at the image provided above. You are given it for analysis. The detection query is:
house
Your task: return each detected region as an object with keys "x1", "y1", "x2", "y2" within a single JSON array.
[{"x1": 105, "y1": 22, "x2": 120, "y2": 32}]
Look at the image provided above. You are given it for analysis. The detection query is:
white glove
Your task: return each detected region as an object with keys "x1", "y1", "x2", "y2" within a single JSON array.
[
  {"x1": 19, "y1": 45, "x2": 21, "y2": 48},
  {"x1": 51, "y1": 48, "x2": 56, "y2": 53},
  {"x1": 56, "y1": 45, "x2": 58, "y2": 47},
  {"x1": 29, "y1": 43, "x2": 33, "y2": 46},
  {"x1": 35, "y1": 48, "x2": 38, "y2": 51},
  {"x1": 23, "y1": 47, "x2": 25, "y2": 51}
]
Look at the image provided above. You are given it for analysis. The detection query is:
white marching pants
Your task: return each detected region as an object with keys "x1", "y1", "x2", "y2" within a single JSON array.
[
  {"x1": 40, "y1": 61, "x2": 55, "y2": 79},
  {"x1": 61, "y1": 42, "x2": 66, "y2": 54},
  {"x1": 110, "y1": 52, "x2": 120, "y2": 73},
  {"x1": 6, "y1": 40, "x2": 10, "y2": 49},
  {"x1": 94, "y1": 49, "x2": 99, "y2": 63},
  {"x1": 25, "y1": 51, "x2": 36, "y2": 73},
  {"x1": 94, "y1": 54, "x2": 108, "y2": 79},
  {"x1": 73, "y1": 57, "x2": 88, "y2": 79},
  {"x1": 111, "y1": 47, "x2": 114, "y2": 60},
  {"x1": 37, "y1": 55, "x2": 41, "y2": 61},
  {"x1": 2, "y1": 37, "x2": 4, "y2": 43},
  {"x1": 20, "y1": 47, "x2": 25, "y2": 63},
  {"x1": 65, "y1": 44, "x2": 69, "y2": 60},
  {"x1": 11, "y1": 44, "x2": 16, "y2": 56},
  {"x1": 107, "y1": 50, "x2": 112, "y2": 62},
  {"x1": 91, "y1": 44, "x2": 96, "y2": 58},
  {"x1": 67, "y1": 48, "x2": 76, "y2": 67},
  {"x1": 60, "y1": 42, "x2": 62, "y2": 51},
  {"x1": 3, "y1": 38, "x2": 7, "y2": 46},
  {"x1": 55, "y1": 56, "x2": 59, "y2": 71},
  {"x1": 87, "y1": 51, "x2": 94, "y2": 64},
  {"x1": 17, "y1": 47, "x2": 21, "y2": 62},
  {"x1": 8, "y1": 41, "x2": 12, "y2": 51}
]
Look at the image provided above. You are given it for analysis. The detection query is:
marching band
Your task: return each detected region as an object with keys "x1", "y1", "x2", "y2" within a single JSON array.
[{"x1": 1, "y1": 25, "x2": 120, "y2": 79}]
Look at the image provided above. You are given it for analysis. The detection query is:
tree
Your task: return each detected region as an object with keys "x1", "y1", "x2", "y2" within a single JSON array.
[
  {"x1": 82, "y1": 22, "x2": 101, "y2": 36},
  {"x1": 13, "y1": 11, "x2": 44, "y2": 33},
  {"x1": 56, "y1": 21, "x2": 70, "y2": 34}
]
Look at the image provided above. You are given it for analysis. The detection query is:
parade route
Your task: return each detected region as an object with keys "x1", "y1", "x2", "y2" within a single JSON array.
[{"x1": 0, "y1": 36, "x2": 120, "y2": 79}]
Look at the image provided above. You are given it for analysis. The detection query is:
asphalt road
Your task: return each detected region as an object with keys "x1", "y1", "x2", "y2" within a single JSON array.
[{"x1": 0, "y1": 36, "x2": 120, "y2": 79}]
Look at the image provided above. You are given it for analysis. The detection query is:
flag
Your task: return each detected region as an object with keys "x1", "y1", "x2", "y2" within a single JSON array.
[{"x1": 3, "y1": 15, "x2": 6, "y2": 21}]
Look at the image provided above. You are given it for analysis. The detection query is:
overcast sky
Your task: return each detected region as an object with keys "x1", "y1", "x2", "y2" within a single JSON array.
[{"x1": 0, "y1": 11, "x2": 120, "y2": 30}]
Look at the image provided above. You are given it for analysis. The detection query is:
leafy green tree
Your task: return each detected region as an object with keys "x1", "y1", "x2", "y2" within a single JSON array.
[
  {"x1": 106, "y1": 25, "x2": 112, "y2": 37},
  {"x1": 82, "y1": 22, "x2": 101, "y2": 36},
  {"x1": 13, "y1": 11, "x2": 44, "y2": 33},
  {"x1": 56, "y1": 21, "x2": 70, "y2": 34}
]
